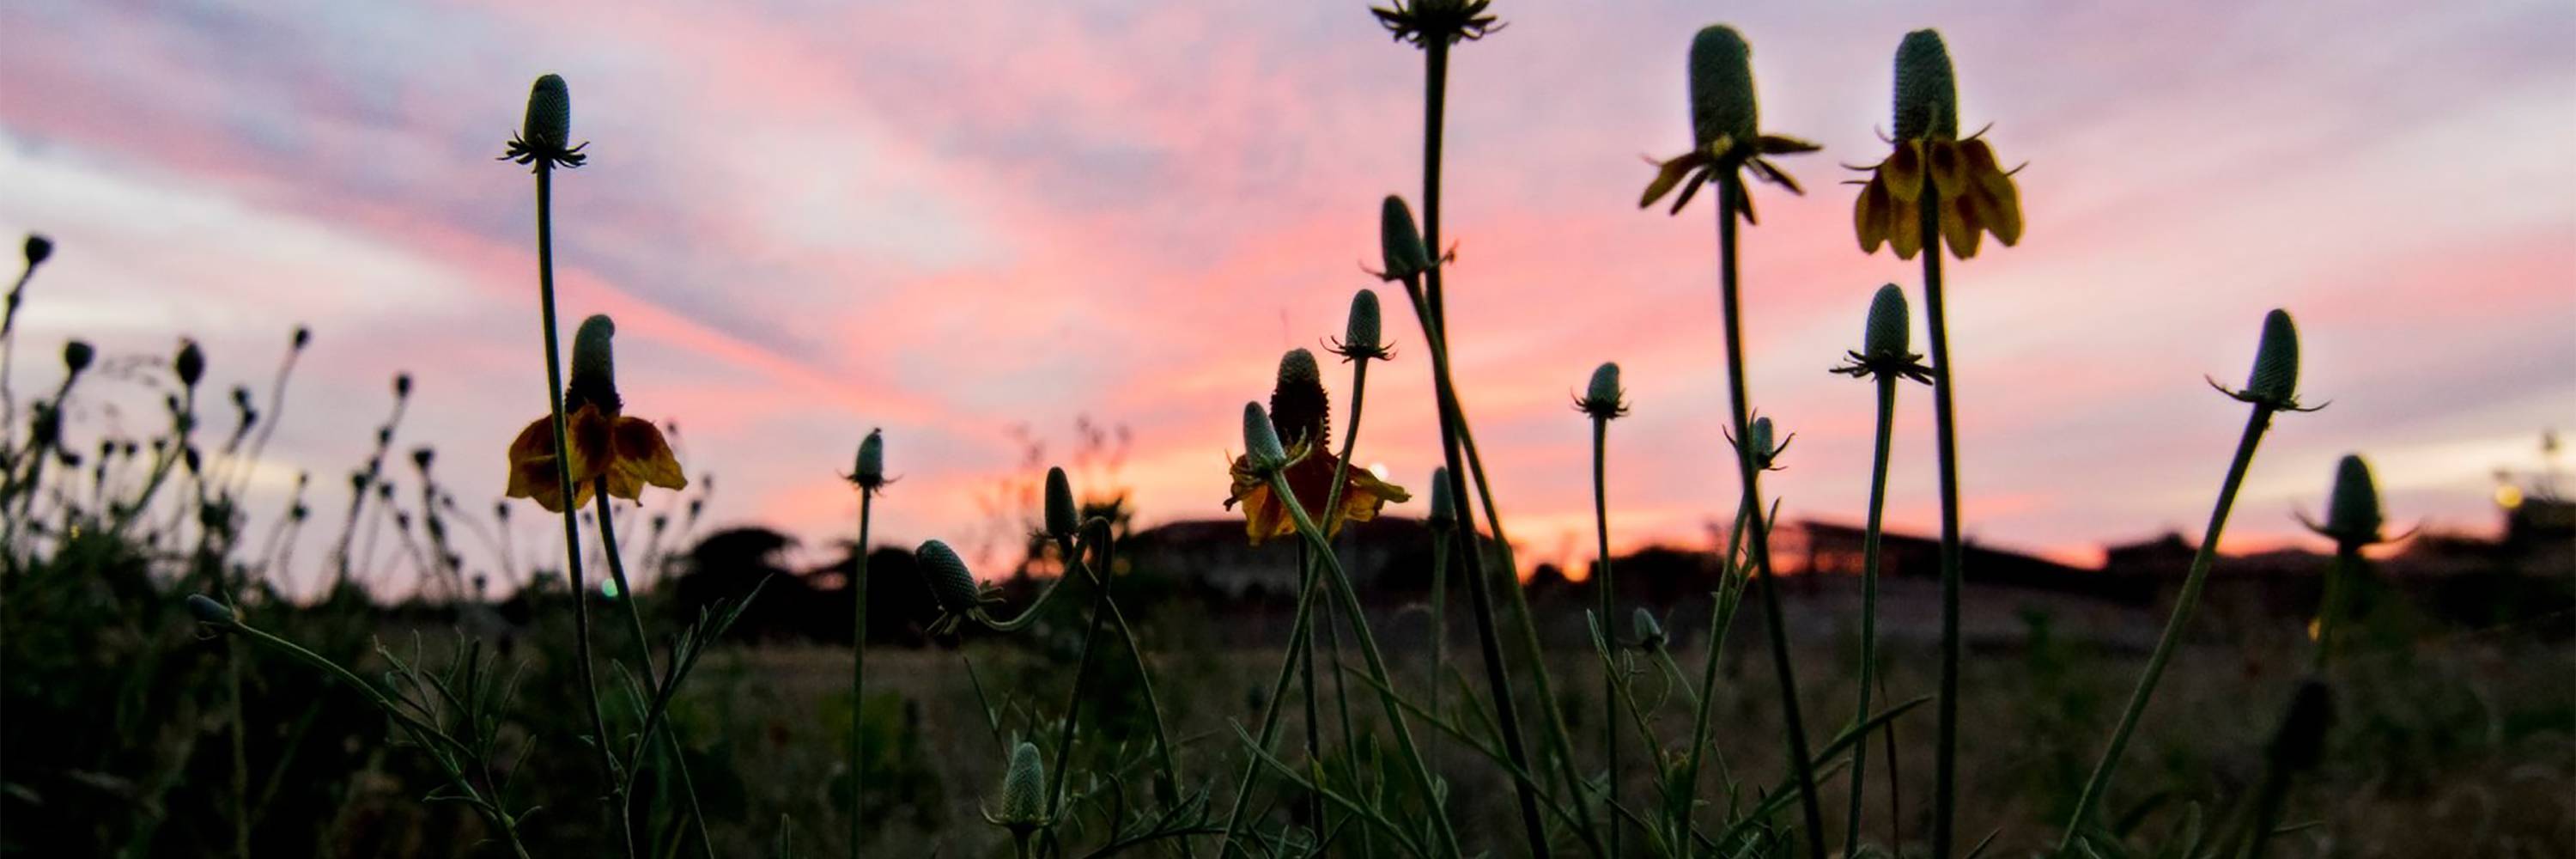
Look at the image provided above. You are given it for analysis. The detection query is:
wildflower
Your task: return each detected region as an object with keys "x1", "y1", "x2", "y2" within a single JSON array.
[
  {"x1": 1374, "y1": 196, "x2": 1436, "y2": 282},
  {"x1": 1575, "y1": 362, "x2": 1630, "y2": 419},
  {"x1": 1640, "y1": 26, "x2": 1820, "y2": 219},
  {"x1": 1732, "y1": 415, "x2": 1793, "y2": 472},
  {"x1": 503, "y1": 315, "x2": 683, "y2": 512},
  {"x1": 501, "y1": 74, "x2": 587, "y2": 171},
  {"x1": 1370, "y1": 0, "x2": 1502, "y2": 47},
  {"x1": 2211, "y1": 309, "x2": 2323, "y2": 412},
  {"x1": 1832, "y1": 284, "x2": 1933, "y2": 383},
  {"x1": 916, "y1": 539, "x2": 987, "y2": 634},
  {"x1": 847, "y1": 428, "x2": 887, "y2": 491},
  {"x1": 1851, "y1": 30, "x2": 2023, "y2": 259},
  {"x1": 1043, "y1": 466, "x2": 1079, "y2": 539},
  {"x1": 1224, "y1": 353, "x2": 1411, "y2": 545},
  {"x1": 2304, "y1": 454, "x2": 2386, "y2": 547},
  {"x1": 1330, "y1": 289, "x2": 1393, "y2": 362},
  {"x1": 984, "y1": 740, "x2": 1050, "y2": 836}
]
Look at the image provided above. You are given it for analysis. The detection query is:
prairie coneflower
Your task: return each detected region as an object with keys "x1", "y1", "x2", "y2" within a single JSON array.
[
  {"x1": 1639, "y1": 26, "x2": 1820, "y2": 219},
  {"x1": 1851, "y1": 30, "x2": 2023, "y2": 259},
  {"x1": 503, "y1": 315, "x2": 683, "y2": 512},
  {"x1": 1223, "y1": 349, "x2": 1409, "y2": 545}
]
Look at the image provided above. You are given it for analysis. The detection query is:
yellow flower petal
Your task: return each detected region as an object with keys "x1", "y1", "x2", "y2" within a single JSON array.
[
  {"x1": 1962, "y1": 140, "x2": 2023, "y2": 247},
  {"x1": 1881, "y1": 142, "x2": 1924, "y2": 203},
  {"x1": 1941, "y1": 194, "x2": 1982, "y2": 259},
  {"x1": 1926, "y1": 139, "x2": 1967, "y2": 199},
  {"x1": 1856, "y1": 175, "x2": 1891, "y2": 254}
]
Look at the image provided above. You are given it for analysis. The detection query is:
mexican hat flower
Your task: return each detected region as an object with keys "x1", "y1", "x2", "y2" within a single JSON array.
[
  {"x1": 1224, "y1": 349, "x2": 1410, "y2": 545},
  {"x1": 504, "y1": 314, "x2": 684, "y2": 512},
  {"x1": 1638, "y1": 25, "x2": 1820, "y2": 220},
  {"x1": 1850, "y1": 30, "x2": 2024, "y2": 259}
]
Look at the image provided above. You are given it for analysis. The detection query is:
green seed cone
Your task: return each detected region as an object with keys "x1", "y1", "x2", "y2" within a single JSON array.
[
  {"x1": 569, "y1": 314, "x2": 621, "y2": 412},
  {"x1": 2245, "y1": 309, "x2": 2300, "y2": 405},
  {"x1": 999, "y1": 740, "x2": 1047, "y2": 825},
  {"x1": 1632, "y1": 607, "x2": 1666, "y2": 651},
  {"x1": 1345, "y1": 289, "x2": 1382, "y2": 354},
  {"x1": 1242, "y1": 402, "x2": 1287, "y2": 470},
  {"x1": 1043, "y1": 466, "x2": 1078, "y2": 539},
  {"x1": 2324, "y1": 454, "x2": 2383, "y2": 545},
  {"x1": 853, "y1": 429, "x2": 884, "y2": 489},
  {"x1": 1427, "y1": 466, "x2": 1455, "y2": 529},
  {"x1": 1588, "y1": 362, "x2": 1623, "y2": 407},
  {"x1": 1689, "y1": 25, "x2": 1759, "y2": 148},
  {"x1": 1863, "y1": 283, "x2": 1910, "y2": 358},
  {"x1": 524, "y1": 74, "x2": 572, "y2": 149},
  {"x1": 1893, "y1": 30, "x2": 1958, "y2": 140},
  {"x1": 917, "y1": 539, "x2": 981, "y2": 616},
  {"x1": 1379, "y1": 196, "x2": 1431, "y2": 280},
  {"x1": 186, "y1": 594, "x2": 236, "y2": 627}
]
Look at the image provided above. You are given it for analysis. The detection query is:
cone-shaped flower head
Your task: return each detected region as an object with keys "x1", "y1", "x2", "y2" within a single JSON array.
[
  {"x1": 993, "y1": 740, "x2": 1048, "y2": 832},
  {"x1": 1747, "y1": 416, "x2": 1789, "y2": 470},
  {"x1": 1427, "y1": 466, "x2": 1455, "y2": 530},
  {"x1": 1577, "y1": 362, "x2": 1629, "y2": 419},
  {"x1": 1690, "y1": 26, "x2": 1758, "y2": 149},
  {"x1": 172, "y1": 339, "x2": 206, "y2": 389},
  {"x1": 1269, "y1": 349, "x2": 1329, "y2": 450},
  {"x1": 1893, "y1": 30, "x2": 1959, "y2": 141},
  {"x1": 2318, "y1": 454, "x2": 2385, "y2": 546},
  {"x1": 1227, "y1": 393, "x2": 1410, "y2": 545},
  {"x1": 1632, "y1": 606, "x2": 1667, "y2": 651},
  {"x1": 917, "y1": 539, "x2": 981, "y2": 618},
  {"x1": 1242, "y1": 402, "x2": 1288, "y2": 472},
  {"x1": 1864, "y1": 284, "x2": 1911, "y2": 358},
  {"x1": 1334, "y1": 289, "x2": 1388, "y2": 360},
  {"x1": 1378, "y1": 196, "x2": 1431, "y2": 282},
  {"x1": 186, "y1": 594, "x2": 237, "y2": 627},
  {"x1": 850, "y1": 429, "x2": 885, "y2": 490},
  {"x1": 1044, "y1": 466, "x2": 1079, "y2": 539},
  {"x1": 63, "y1": 340, "x2": 94, "y2": 375},
  {"x1": 1853, "y1": 29, "x2": 2022, "y2": 259},
  {"x1": 505, "y1": 314, "x2": 685, "y2": 512},
  {"x1": 2242, "y1": 309, "x2": 2301, "y2": 407},
  {"x1": 22, "y1": 235, "x2": 52, "y2": 268},
  {"x1": 503, "y1": 73, "x2": 587, "y2": 169}
]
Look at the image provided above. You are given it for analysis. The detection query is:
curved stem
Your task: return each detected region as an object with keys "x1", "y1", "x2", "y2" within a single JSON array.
[
  {"x1": 1714, "y1": 173, "x2": 1826, "y2": 859},
  {"x1": 850, "y1": 489, "x2": 873, "y2": 857},
  {"x1": 1844, "y1": 377, "x2": 1899, "y2": 854},
  {"x1": 530, "y1": 165, "x2": 629, "y2": 855},
  {"x1": 2057, "y1": 405, "x2": 2275, "y2": 848}
]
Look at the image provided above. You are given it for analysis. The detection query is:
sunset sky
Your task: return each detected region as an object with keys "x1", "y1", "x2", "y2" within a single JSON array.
[{"x1": 3, "y1": 1, "x2": 2570, "y2": 594}]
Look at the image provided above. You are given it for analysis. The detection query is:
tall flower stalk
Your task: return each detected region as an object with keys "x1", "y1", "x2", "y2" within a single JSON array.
[
  {"x1": 2303, "y1": 454, "x2": 2391, "y2": 673},
  {"x1": 1830, "y1": 285, "x2": 1930, "y2": 852},
  {"x1": 1642, "y1": 24, "x2": 1826, "y2": 857},
  {"x1": 2058, "y1": 309, "x2": 2318, "y2": 849},
  {"x1": 1849, "y1": 31, "x2": 2023, "y2": 857},
  {"x1": 847, "y1": 430, "x2": 884, "y2": 856},
  {"x1": 1575, "y1": 362, "x2": 1630, "y2": 856},
  {"x1": 499, "y1": 72, "x2": 623, "y2": 853}
]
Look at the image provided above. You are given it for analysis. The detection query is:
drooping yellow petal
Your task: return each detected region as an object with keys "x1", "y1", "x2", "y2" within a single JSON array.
[
  {"x1": 1925, "y1": 139, "x2": 1967, "y2": 200},
  {"x1": 1941, "y1": 194, "x2": 1982, "y2": 259},
  {"x1": 1856, "y1": 175, "x2": 1891, "y2": 254},
  {"x1": 506, "y1": 412, "x2": 605, "y2": 513},
  {"x1": 1880, "y1": 142, "x2": 1924, "y2": 204},
  {"x1": 1329, "y1": 468, "x2": 1411, "y2": 538},
  {"x1": 1639, "y1": 153, "x2": 1707, "y2": 210},
  {"x1": 605, "y1": 416, "x2": 688, "y2": 501},
  {"x1": 1962, "y1": 140, "x2": 2023, "y2": 246},
  {"x1": 1889, "y1": 183, "x2": 1924, "y2": 260}
]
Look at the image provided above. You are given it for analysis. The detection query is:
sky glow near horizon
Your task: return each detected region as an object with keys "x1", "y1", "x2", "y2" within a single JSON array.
[{"x1": 2, "y1": 1, "x2": 2571, "y2": 592}]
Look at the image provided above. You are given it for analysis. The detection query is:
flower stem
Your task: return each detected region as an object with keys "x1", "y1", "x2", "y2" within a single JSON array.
[
  {"x1": 850, "y1": 487, "x2": 873, "y2": 857},
  {"x1": 1917, "y1": 181, "x2": 1964, "y2": 859},
  {"x1": 2057, "y1": 404, "x2": 2276, "y2": 849},
  {"x1": 1676, "y1": 502, "x2": 1750, "y2": 846},
  {"x1": 2313, "y1": 545, "x2": 2358, "y2": 673},
  {"x1": 1041, "y1": 526, "x2": 1116, "y2": 842},
  {"x1": 1590, "y1": 415, "x2": 1621, "y2": 857},
  {"x1": 1844, "y1": 375, "x2": 1899, "y2": 854},
  {"x1": 592, "y1": 480, "x2": 714, "y2": 858},
  {"x1": 532, "y1": 165, "x2": 629, "y2": 856},
  {"x1": 1297, "y1": 539, "x2": 1327, "y2": 830}
]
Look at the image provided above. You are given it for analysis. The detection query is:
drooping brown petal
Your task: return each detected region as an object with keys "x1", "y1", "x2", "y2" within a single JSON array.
[
  {"x1": 604, "y1": 415, "x2": 688, "y2": 501},
  {"x1": 1941, "y1": 193, "x2": 1983, "y2": 259},
  {"x1": 1856, "y1": 175, "x2": 1892, "y2": 253},
  {"x1": 1881, "y1": 142, "x2": 1925, "y2": 204},
  {"x1": 1925, "y1": 139, "x2": 1968, "y2": 199}
]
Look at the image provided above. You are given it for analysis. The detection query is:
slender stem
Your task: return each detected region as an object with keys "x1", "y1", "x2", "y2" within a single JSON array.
[
  {"x1": 1917, "y1": 180, "x2": 1965, "y2": 859},
  {"x1": 1042, "y1": 527, "x2": 1115, "y2": 828},
  {"x1": 1426, "y1": 526, "x2": 1449, "y2": 772},
  {"x1": 2313, "y1": 545, "x2": 2358, "y2": 673},
  {"x1": 1590, "y1": 416, "x2": 1620, "y2": 857},
  {"x1": 1215, "y1": 551, "x2": 1328, "y2": 854},
  {"x1": 1714, "y1": 173, "x2": 1827, "y2": 859},
  {"x1": 532, "y1": 165, "x2": 629, "y2": 856},
  {"x1": 2057, "y1": 405, "x2": 2275, "y2": 848},
  {"x1": 850, "y1": 488, "x2": 873, "y2": 857},
  {"x1": 1844, "y1": 377, "x2": 1899, "y2": 854},
  {"x1": 1675, "y1": 497, "x2": 1750, "y2": 849},
  {"x1": 593, "y1": 480, "x2": 713, "y2": 858},
  {"x1": 1297, "y1": 539, "x2": 1327, "y2": 830}
]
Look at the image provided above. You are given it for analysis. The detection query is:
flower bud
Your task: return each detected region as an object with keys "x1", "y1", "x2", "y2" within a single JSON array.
[
  {"x1": 917, "y1": 539, "x2": 981, "y2": 617},
  {"x1": 1863, "y1": 283, "x2": 1910, "y2": 358},
  {"x1": 524, "y1": 74, "x2": 572, "y2": 149},
  {"x1": 1426, "y1": 466, "x2": 1455, "y2": 529},
  {"x1": 2322, "y1": 454, "x2": 2383, "y2": 546},
  {"x1": 1632, "y1": 607, "x2": 1667, "y2": 652},
  {"x1": 1343, "y1": 289, "x2": 1383, "y2": 355},
  {"x1": 291, "y1": 325, "x2": 312, "y2": 350},
  {"x1": 21, "y1": 234, "x2": 52, "y2": 268},
  {"x1": 1043, "y1": 466, "x2": 1078, "y2": 539},
  {"x1": 852, "y1": 429, "x2": 885, "y2": 490},
  {"x1": 1749, "y1": 417, "x2": 1780, "y2": 468},
  {"x1": 1893, "y1": 30, "x2": 1959, "y2": 140},
  {"x1": 1688, "y1": 26, "x2": 1759, "y2": 149},
  {"x1": 997, "y1": 740, "x2": 1048, "y2": 829},
  {"x1": 393, "y1": 372, "x2": 414, "y2": 399},
  {"x1": 1580, "y1": 362, "x2": 1627, "y2": 419},
  {"x1": 186, "y1": 594, "x2": 237, "y2": 627},
  {"x1": 568, "y1": 314, "x2": 622, "y2": 413},
  {"x1": 63, "y1": 340, "x2": 93, "y2": 375},
  {"x1": 2244, "y1": 309, "x2": 2300, "y2": 407},
  {"x1": 1242, "y1": 402, "x2": 1287, "y2": 471},
  {"x1": 174, "y1": 339, "x2": 205, "y2": 388},
  {"x1": 1379, "y1": 196, "x2": 1431, "y2": 281}
]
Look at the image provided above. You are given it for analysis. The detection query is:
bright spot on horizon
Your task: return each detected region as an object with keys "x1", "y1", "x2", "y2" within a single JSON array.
[
  {"x1": 1369, "y1": 462, "x2": 1389, "y2": 481},
  {"x1": 2495, "y1": 484, "x2": 2524, "y2": 510}
]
